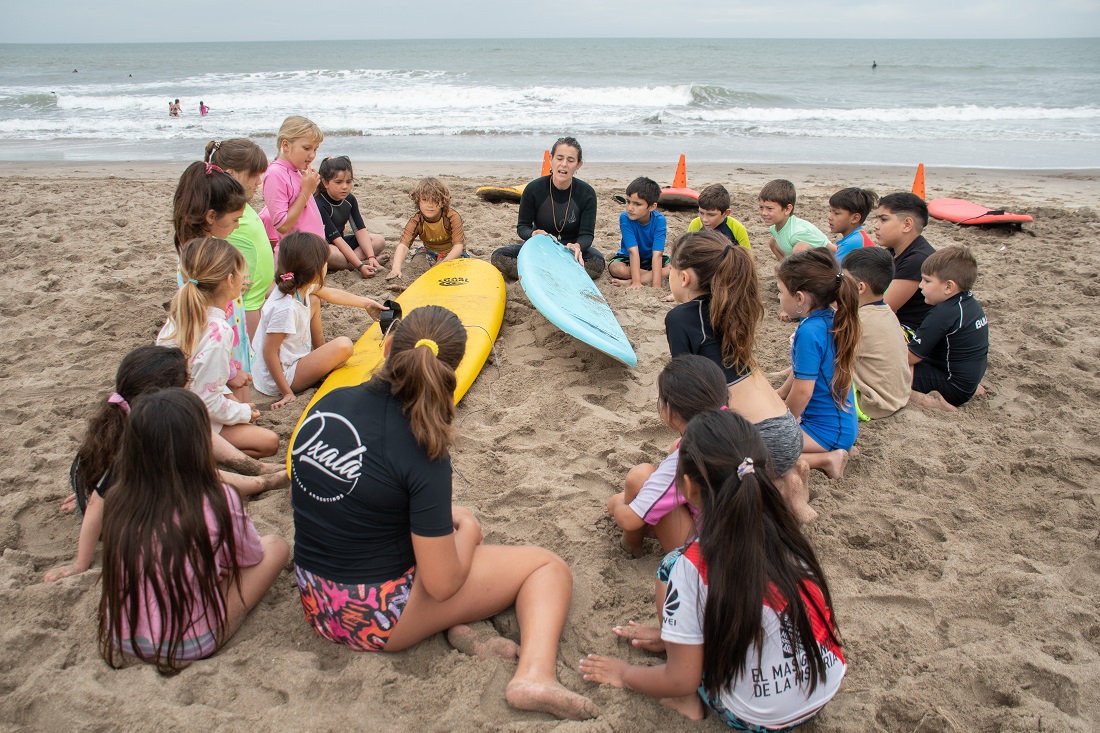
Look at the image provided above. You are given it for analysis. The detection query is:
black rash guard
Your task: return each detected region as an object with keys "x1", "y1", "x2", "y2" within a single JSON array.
[{"x1": 516, "y1": 175, "x2": 597, "y2": 250}]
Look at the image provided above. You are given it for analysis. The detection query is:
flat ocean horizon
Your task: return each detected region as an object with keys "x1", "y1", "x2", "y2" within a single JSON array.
[{"x1": 0, "y1": 38, "x2": 1096, "y2": 168}]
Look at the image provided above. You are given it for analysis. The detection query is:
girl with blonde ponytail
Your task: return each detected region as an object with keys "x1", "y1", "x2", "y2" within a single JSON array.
[
  {"x1": 157, "y1": 237, "x2": 279, "y2": 458},
  {"x1": 291, "y1": 305, "x2": 599, "y2": 721}
]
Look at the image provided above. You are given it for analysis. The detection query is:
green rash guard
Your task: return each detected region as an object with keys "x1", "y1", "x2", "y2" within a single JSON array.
[{"x1": 229, "y1": 206, "x2": 275, "y2": 311}]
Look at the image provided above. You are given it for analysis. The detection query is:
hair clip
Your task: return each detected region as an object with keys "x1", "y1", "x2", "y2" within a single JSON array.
[
  {"x1": 736, "y1": 457, "x2": 755, "y2": 479},
  {"x1": 280, "y1": 272, "x2": 295, "y2": 282},
  {"x1": 414, "y1": 338, "x2": 439, "y2": 357},
  {"x1": 211, "y1": 141, "x2": 222, "y2": 154},
  {"x1": 108, "y1": 392, "x2": 130, "y2": 415}
]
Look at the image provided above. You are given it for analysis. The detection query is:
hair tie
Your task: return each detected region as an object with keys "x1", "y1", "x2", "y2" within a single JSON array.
[
  {"x1": 719, "y1": 405, "x2": 728, "y2": 411},
  {"x1": 280, "y1": 272, "x2": 295, "y2": 282},
  {"x1": 187, "y1": 278, "x2": 199, "y2": 285},
  {"x1": 836, "y1": 273, "x2": 843, "y2": 282},
  {"x1": 414, "y1": 338, "x2": 439, "y2": 357},
  {"x1": 736, "y1": 457, "x2": 755, "y2": 479},
  {"x1": 723, "y1": 245, "x2": 733, "y2": 257},
  {"x1": 204, "y1": 162, "x2": 223, "y2": 175},
  {"x1": 108, "y1": 392, "x2": 130, "y2": 415}
]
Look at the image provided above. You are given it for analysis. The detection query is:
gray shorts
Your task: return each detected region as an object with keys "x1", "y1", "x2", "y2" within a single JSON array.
[{"x1": 755, "y1": 410, "x2": 803, "y2": 475}]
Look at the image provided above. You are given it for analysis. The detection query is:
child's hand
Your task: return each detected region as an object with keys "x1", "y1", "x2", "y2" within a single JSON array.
[
  {"x1": 357, "y1": 259, "x2": 378, "y2": 278},
  {"x1": 301, "y1": 167, "x2": 320, "y2": 196},
  {"x1": 59, "y1": 494, "x2": 77, "y2": 512},
  {"x1": 44, "y1": 562, "x2": 83, "y2": 583},
  {"x1": 627, "y1": 281, "x2": 644, "y2": 290},
  {"x1": 385, "y1": 268, "x2": 402, "y2": 281},
  {"x1": 227, "y1": 370, "x2": 251, "y2": 389},
  {"x1": 249, "y1": 405, "x2": 261, "y2": 422},
  {"x1": 272, "y1": 392, "x2": 296, "y2": 410},
  {"x1": 362, "y1": 299, "x2": 384, "y2": 320},
  {"x1": 579, "y1": 654, "x2": 630, "y2": 688}
]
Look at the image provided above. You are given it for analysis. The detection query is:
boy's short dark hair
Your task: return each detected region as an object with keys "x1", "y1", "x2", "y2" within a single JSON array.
[
  {"x1": 626, "y1": 176, "x2": 661, "y2": 206},
  {"x1": 829, "y1": 187, "x2": 879, "y2": 223},
  {"x1": 878, "y1": 192, "x2": 928, "y2": 230},
  {"x1": 759, "y1": 179, "x2": 796, "y2": 209},
  {"x1": 842, "y1": 246, "x2": 894, "y2": 296},
  {"x1": 922, "y1": 245, "x2": 978, "y2": 291},
  {"x1": 698, "y1": 184, "x2": 731, "y2": 212}
]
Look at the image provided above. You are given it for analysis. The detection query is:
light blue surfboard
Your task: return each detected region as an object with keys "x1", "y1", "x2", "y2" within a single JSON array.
[{"x1": 517, "y1": 233, "x2": 637, "y2": 367}]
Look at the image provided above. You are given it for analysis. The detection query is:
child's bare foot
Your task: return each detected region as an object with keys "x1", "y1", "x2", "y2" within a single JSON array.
[
  {"x1": 612, "y1": 621, "x2": 665, "y2": 653},
  {"x1": 975, "y1": 384, "x2": 987, "y2": 396},
  {"x1": 909, "y1": 390, "x2": 958, "y2": 412},
  {"x1": 661, "y1": 692, "x2": 705, "y2": 720},
  {"x1": 505, "y1": 678, "x2": 599, "y2": 720},
  {"x1": 818, "y1": 449, "x2": 849, "y2": 479},
  {"x1": 610, "y1": 277, "x2": 629, "y2": 287},
  {"x1": 374, "y1": 253, "x2": 391, "y2": 266},
  {"x1": 661, "y1": 293, "x2": 675, "y2": 303},
  {"x1": 446, "y1": 622, "x2": 519, "y2": 661},
  {"x1": 387, "y1": 282, "x2": 406, "y2": 294},
  {"x1": 259, "y1": 462, "x2": 285, "y2": 475},
  {"x1": 620, "y1": 535, "x2": 645, "y2": 559}
]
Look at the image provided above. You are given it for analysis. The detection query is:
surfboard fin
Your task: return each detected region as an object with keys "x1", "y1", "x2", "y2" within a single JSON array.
[
  {"x1": 541, "y1": 150, "x2": 551, "y2": 176},
  {"x1": 673, "y1": 154, "x2": 687, "y2": 189},
  {"x1": 912, "y1": 163, "x2": 926, "y2": 199}
]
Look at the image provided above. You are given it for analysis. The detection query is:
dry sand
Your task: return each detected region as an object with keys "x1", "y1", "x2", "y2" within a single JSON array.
[{"x1": 1, "y1": 160, "x2": 1098, "y2": 733}]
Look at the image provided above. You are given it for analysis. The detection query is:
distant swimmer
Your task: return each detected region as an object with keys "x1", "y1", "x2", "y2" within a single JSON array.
[
  {"x1": 199, "y1": 101, "x2": 209, "y2": 116},
  {"x1": 872, "y1": 61, "x2": 877, "y2": 69},
  {"x1": 72, "y1": 69, "x2": 78, "y2": 73},
  {"x1": 168, "y1": 99, "x2": 181, "y2": 118}
]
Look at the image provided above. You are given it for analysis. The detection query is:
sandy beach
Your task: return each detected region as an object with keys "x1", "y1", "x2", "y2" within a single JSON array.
[{"x1": 1, "y1": 160, "x2": 1098, "y2": 733}]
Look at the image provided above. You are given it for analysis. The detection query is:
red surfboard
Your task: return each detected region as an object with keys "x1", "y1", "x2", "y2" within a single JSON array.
[{"x1": 928, "y1": 198, "x2": 1033, "y2": 226}]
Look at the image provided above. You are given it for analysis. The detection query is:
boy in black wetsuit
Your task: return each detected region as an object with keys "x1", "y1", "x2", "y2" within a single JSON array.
[
  {"x1": 491, "y1": 137, "x2": 605, "y2": 280},
  {"x1": 908, "y1": 246, "x2": 989, "y2": 411}
]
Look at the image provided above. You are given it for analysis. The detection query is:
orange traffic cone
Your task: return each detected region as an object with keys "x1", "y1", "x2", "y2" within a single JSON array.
[
  {"x1": 672, "y1": 154, "x2": 687, "y2": 189},
  {"x1": 911, "y1": 163, "x2": 926, "y2": 200},
  {"x1": 541, "y1": 150, "x2": 551, "y2": 176}
]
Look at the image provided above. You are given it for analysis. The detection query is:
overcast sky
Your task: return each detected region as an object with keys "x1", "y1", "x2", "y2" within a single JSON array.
[{"x1": 2, "y1": 1, "x2": 1098, "y2": 43}]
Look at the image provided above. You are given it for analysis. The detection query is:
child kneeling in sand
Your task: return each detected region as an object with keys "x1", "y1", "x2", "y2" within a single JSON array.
[
  {"x1": 581, "y1": 410, "x2": 846, "y2": 728},
  {"x1": 908, "y1": 245, "x2": 989, "y2": 411},
  {"x1": 386, "y1": 177, "x2": 467, "y2": 281},
  {"x1": 608, "y1": 176, "x2": 667, "y2": 289},
  {"x1": 842, "y1": 247, "x2": 911, "y2": 419},
  {"x1": 607, "y1": 355, "x2": 727, "y2": 556},
  {"x1": 98, "y1": 388, "x2": 288, "y2": 675}
]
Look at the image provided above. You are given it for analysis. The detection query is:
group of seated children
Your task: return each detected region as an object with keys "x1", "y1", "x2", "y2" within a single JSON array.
[{"x1": 44, "y1": 121, "x2": 991, "y2": 728}]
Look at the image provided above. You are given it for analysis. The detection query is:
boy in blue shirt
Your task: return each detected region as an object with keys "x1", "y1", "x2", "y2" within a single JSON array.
[
  {"x1": 609, "y1": 177, "x2": 667, "y2": 289},
  {"x1": 828, "y1": 187, "x2": 879, "y2": 263},
  {"x1": 908, "y1": 246, "x2": 989, "y2": 411}
]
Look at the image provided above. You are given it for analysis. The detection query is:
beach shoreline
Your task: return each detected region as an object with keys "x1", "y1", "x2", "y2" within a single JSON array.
[{"x1": 1, "y1": 163, "x2": 1097, "y2": 733}]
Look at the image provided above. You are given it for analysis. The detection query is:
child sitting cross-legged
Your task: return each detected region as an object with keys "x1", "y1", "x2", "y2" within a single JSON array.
[
  {"x1": 908, "y1": 245, "x2": 989, "y2": 411},
  {"x1": 842, "y1": 247, "x2": 912, "y2": 420}
]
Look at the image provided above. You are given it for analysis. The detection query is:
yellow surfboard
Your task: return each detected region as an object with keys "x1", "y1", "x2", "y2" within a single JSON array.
[
  {"x1": 288, "y1": 258, "x2": 506, "y2": 457},
  {"x1": 475, "y1": 183, "x2": 525, "y2": 203}
]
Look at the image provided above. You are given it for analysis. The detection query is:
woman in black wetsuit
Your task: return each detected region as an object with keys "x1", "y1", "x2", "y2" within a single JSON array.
[{"x1": 491, "y1": 136, "x2": 605, "y2": 280}]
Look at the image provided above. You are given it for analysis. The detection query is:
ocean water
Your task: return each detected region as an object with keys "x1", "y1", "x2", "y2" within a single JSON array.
[{"x1": 0, "y1": 38, "x2": 1097, "y2": 168}]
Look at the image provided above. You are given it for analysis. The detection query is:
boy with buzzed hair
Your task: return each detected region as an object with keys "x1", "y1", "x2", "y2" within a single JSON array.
[
  {"x1": 908, "y1": 245, "x2": 989, "y2": 411},
  {"x1": 608, "y1": 176, "x2": 668, "y2": 289},
  {"x1": 687, "y1": 183, "x2": 751, "y2": 250},
  {"x1": 842, "y1": 247, "x2": 911, "y2": 419},
  {"x1": 874, "y1": 191, "x2": 936, "y2": 332},
  {"x1": 759, "y1": 179, "x2": 830, "y2": 261}
]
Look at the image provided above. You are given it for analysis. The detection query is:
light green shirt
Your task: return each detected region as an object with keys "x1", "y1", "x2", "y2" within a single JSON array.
[
  {"x1": 770, "y1": 214, "x2": 830, "y2": 255},
  {"x1": 228, "y1": 205, "x2": 275, "y2": 311}
]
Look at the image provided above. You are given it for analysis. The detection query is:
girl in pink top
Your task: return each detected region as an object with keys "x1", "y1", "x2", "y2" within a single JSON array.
[
  {"x1": 98, "y1": 388, "x2": 289, "y2": 675},
  {"x1": 260, "y1": 115, "x2": 325, "y2": 246}
]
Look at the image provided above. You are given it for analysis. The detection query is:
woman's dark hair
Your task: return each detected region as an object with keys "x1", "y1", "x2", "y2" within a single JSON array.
[
  {"x1": 172, "y1": 161, "x2": 248, "y2": 254},
  {"x1": 374, "y1": 306, "x2": 467, "y2": 460},
  {"x1": 98, "y1": 388, "x2": 242, "y2": 675},
  {"x1": 318, "y1": 155, "x2": 354, "y2": 182},
  {"x1": 275, "y1": 232, "x2": 329, "y2": 295},
  {"x1": 776, "y1": 249, "x2": 861, "y2": 405},
  {"x1": 670, "y1": 230, "x2": 763, "y2": 373},
  {"x1": 205, "y1": 139, "x2": 268, "y2": 177},
  {"x1": 550, "y1": 136, "x2": 583, "y2": 162},
  {"x1": 676, "y1": 410, "x2": 841, "y2": 700},
  {"x1": 656, "y1": 355, "x2": 728, "y2": 425},
  {"x1": 73, "y1": 346, "x2": 188, "y2": 506}
]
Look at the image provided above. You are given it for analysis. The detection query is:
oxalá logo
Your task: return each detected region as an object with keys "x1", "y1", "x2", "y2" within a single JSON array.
[
  {"x1": 291, "y1": 412, "x2": 365, "y2": 502},
  {"x1": 438, "y1": 276, "x2": 469, "y2": 287}
]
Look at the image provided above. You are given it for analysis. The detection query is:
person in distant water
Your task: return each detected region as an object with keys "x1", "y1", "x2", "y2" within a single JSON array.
[
  {"x1": 872, "y1": 61, "x2": 877, "y2": 69},
  {"x1": 169, "y1": 99, "x2": 181, "y2": 118},
  {"x1": 491, "y1": 136, "x2": 605, "y2": 280},
  {"x1": 200, "y1": 101, "x2": 209, "y2": 116}
]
